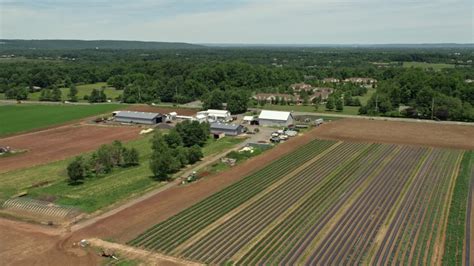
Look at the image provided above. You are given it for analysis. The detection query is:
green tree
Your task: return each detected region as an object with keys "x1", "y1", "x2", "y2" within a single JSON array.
[
  {"x1": 15, "y1": 87, "x2": 28, "y2": 101},
  {"x1": 187, "y1": 145, "x2": 203, "y2": 164},
  {"x1": 39, "y1": 89, "x2": 51, "y2": 101},
  {"x1": 336, "y1": 97, "x2": 344, "y2": 111},
  {"x1": 326, "y1": 97, "x2": 335, "y2": 111},
  {"x1": 123, "y1": 148, "x2": 140, "y2": 166},
  {"x1": 67, "y1": 156, "x2": 86, "y2": 184},
  {"x1": 150, "y1": 132, "x2": 173, "y2": 180},
  {"x1": 51, "y1": 86, "x2": 62, "y2": 102},
  {"x1": 68, "y1": 84, "x2": 78, "y2": 102},
  {"x1": 164, "y1": 130, "x2": 183, "y2": 148},
  {"x1": 96, "y1": 144, "x2": 114, "y2": 173},
  {"x1": 227, "y1": 91, "x2": 249, "y2": 114},
  {"x1": 175, "y1": 120, "x2": 209, "y2": 147},
  {"x1": 202, "y1": 89, "x2": 224, "y2": 110},
  {"x1": 150, "y1": 151, "x2": 172, "y2": 180}
]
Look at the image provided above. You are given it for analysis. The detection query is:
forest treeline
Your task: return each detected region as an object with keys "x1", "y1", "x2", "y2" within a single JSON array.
[{"x1": 0, "y1": 48, "x2": 473, "y2": 121}]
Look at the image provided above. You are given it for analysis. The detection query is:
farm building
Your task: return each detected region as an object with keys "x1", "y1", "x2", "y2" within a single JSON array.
[
  {"x1": 210, "y1": 123, "x2": 244, "y2": 136},
  {"x1": 258, "y1": 110, "x2": 294, "y2": 127},
  {"x1": 197, "y1": 109, "x2": 232, "y2": 122},
  {"x1": 114, "y1": 111, "x2": 163, "y2": 124}
]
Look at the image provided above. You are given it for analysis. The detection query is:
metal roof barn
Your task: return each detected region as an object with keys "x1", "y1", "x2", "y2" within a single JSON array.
[
  {"x1": 258, "y1": 110, "x2": 294, "y2": 127},
  {"x1": 210, "y1": 123, "x2": 244, "y2": 136},
  {"x1": 114, "y1": 111, "x2": 162, "y2": 124}
]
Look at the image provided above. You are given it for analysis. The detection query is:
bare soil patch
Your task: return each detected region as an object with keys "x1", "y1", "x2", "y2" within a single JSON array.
[
  {"x1": 312, "y1": 119, "x2": 474, "y2": 150},
  {"x1": 126, "y1": 104, "x2": 198, "y2": 116},
  {"x1": 0, "y1": 124, "x2": 140, "y2": 174},
  {"x1": 0, "y1": 218, "x2": 97, "y2": 266}
]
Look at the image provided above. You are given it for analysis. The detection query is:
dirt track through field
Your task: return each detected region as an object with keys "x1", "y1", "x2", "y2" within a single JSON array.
[{"x1": 0, "y1": 124, "x2": 140, "y2": 174}]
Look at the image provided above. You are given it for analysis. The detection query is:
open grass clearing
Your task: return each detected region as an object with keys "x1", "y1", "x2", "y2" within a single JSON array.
[
  {"x1": 261, "y1": 103, "x2": 360, "y2": 115},
  {"x1": 402, "y1": 61, "x2": 455, "y2": 70},
  {"x1": 0, "y1": 82, "x2": 122, "y2": 102}
]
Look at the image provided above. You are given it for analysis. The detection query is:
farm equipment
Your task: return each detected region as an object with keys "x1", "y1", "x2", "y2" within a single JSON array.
[{"x1": 182, "y1": 171, "x2": 197, "y2": 184}]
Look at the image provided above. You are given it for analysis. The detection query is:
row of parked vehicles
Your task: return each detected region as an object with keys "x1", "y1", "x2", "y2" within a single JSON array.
[{"x1": 270, "y1": 128, "x2": 299, "y2": 143}]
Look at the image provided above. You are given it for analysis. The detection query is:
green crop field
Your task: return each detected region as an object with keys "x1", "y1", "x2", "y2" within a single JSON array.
[
  {"x1": 129, "y1": 140, "x2": 468, "y2": 265},
  {"x1": 0, "y1": 133, "x2": 244, "y2": 213},
  {"x1": 0, "y1": 103, "x2": 124, "y2": 136},
  {"x1": 402, "y1": 61, "x2": 455, "y2": 70}
]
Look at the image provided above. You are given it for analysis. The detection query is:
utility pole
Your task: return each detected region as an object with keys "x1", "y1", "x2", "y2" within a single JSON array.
[
  {"x1": 431, "y1": 97, "x2": 435, "y2": 120},
  {"x1": 375, "y1": 94, "x2": 379, "y2": 113}
]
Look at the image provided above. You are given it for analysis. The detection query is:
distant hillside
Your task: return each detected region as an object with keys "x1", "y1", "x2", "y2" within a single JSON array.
[{"x1": 0, "y1": 39, "x2": 204, "y2": 50}]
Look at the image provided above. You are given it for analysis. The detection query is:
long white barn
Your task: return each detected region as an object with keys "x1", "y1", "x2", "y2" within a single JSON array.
[{"x1": 258, "y1": 110, "x2": 294, "y2": 127}]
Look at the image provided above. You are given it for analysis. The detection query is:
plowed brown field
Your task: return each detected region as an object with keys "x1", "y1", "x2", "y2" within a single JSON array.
[{"x1": 0, "y1": 124, "x2": 140, "y2": 174}]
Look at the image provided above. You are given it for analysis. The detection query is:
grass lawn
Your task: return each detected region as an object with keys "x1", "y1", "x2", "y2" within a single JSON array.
[
  {"x1": 0, "y1": 104, "x2": 124, "y2": 136},
  {"x1": 261, "y1": 103, "x2": 360, "y2": 116},
  {"x1": 403, "y1": 61, "x2": 455, "y2": 70},
  {"x1": 355, "y1": 87, "x2": 376, "y2": 105},
  {"x1": 0, "y1": 134, "x2": 246, "y2": 213},
  {"x1": 0, "y1": 82, "x2": 122, "y2": 102},
  {"x1": 202, "y1": 137, "x2": 246, "y2": 157}
]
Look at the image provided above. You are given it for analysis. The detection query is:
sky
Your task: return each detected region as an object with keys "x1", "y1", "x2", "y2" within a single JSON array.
[{"x1": 0, "y1": 0, "x2": 472, "y2": 44}]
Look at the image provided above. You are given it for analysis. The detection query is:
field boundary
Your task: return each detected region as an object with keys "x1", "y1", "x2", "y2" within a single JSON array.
[
  {"x1": 434, "y1": 151, "x2": 464, "y2": 265},
  {"x1": 170, "y1": 141, "x2": 342, "y2": 255}
]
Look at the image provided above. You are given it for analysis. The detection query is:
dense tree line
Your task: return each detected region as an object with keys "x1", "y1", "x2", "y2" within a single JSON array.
[
  {"x1": 150, "y1": 121, "x2": 208, "y2": 180},
  {"x1": 67, "y1": 141, "x2": 139, "y2": 184},
  {"x1": 0, "y1": 48, "x2": 472, "y2": 120},
  {"x1": 359, "y1": 68, "x2": 474, "y2": 121}
]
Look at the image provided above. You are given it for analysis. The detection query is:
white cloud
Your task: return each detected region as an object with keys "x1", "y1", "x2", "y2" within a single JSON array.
[{"x1": 0, "y1": 0, "x2": 472, "y2": 43}]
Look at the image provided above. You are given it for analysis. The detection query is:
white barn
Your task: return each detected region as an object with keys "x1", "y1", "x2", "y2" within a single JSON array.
[
  {"x1": 258, "y1": 110, "x2": 294, "y2": 127},
  {"x1": 196, "y1": 109, "x2": 232, "y2": 122}
]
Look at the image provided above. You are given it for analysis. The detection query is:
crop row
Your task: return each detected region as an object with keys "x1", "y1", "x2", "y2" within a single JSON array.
[
  {"x1": 373, "y1": 149, "x2": 462, "y2": 265},
  {"x1": 237, "y1": 143, "x2": 397, "y2": 265},
  {"x1": 443, "y1": 151, "x2": 472, "y2": 266},
  {"x1": 180, "y1": 142, "x2": 370, "y2": 264},
  {"x1": 303, "y1": 146, "x2": 427, "y2": 265},
  {"x1": 129, "y1": 139, "x2": 337, "y2": 251}
]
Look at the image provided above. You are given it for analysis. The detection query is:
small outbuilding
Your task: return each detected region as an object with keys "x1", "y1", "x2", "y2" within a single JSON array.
[
  {"x1": 258, "y1": 110, "x2": 294, "y2": 127},
  {"x1": 210, "y1": 123, "x2": 244, "y2": 136},
  {"x1": 114, "y1": 111, "x2": 163, "y2": 124}
]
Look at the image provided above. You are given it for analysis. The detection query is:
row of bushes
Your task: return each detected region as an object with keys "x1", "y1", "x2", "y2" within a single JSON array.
[{"x1": 67, "y1": 140, "x2": 139, "y2": 184}]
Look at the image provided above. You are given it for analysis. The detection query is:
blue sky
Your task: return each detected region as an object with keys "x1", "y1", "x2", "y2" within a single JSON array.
[{"x1": 0, "y1": 0, "x2": 472, "y2": 44}]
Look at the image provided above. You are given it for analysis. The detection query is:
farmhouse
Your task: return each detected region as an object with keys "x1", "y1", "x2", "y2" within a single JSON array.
[
  {"x1": 290, "y1": 82, "x2": 313, "y2": 92},
  {"x1": 253, "y1": 93, "x2": 296, "y2": 103},
  {"x1": 311, "y1": 87, "x2": 334, "y2": 101},
  {"x1": 197, "y1": 109, "x2": 232, "y2": 122},
  {"x1": 210, "y1": 123, "x2": 244, "y2": 136},
  {"x1": 258, "y1": 110, "x2": 294, "y2": 127},
  {"x1": 114, "y1": 111, "x2": 163, "y2": 124},
  {"x1": 343, "y1": 77, "x2": 378, "y2": 85},
  {"x1": 322, "y1": 77, "x2": 340, "y2": 83}
]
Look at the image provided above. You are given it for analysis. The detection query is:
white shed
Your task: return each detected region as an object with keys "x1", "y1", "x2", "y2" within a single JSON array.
[{"x1": 258, "y1": 110, "x2": 294, "y2": 127}]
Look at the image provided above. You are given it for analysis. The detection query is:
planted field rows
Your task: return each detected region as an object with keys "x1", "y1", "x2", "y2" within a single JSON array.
[{"x1": 129, "y1": 140, "x2": 465, "y2": 265}]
